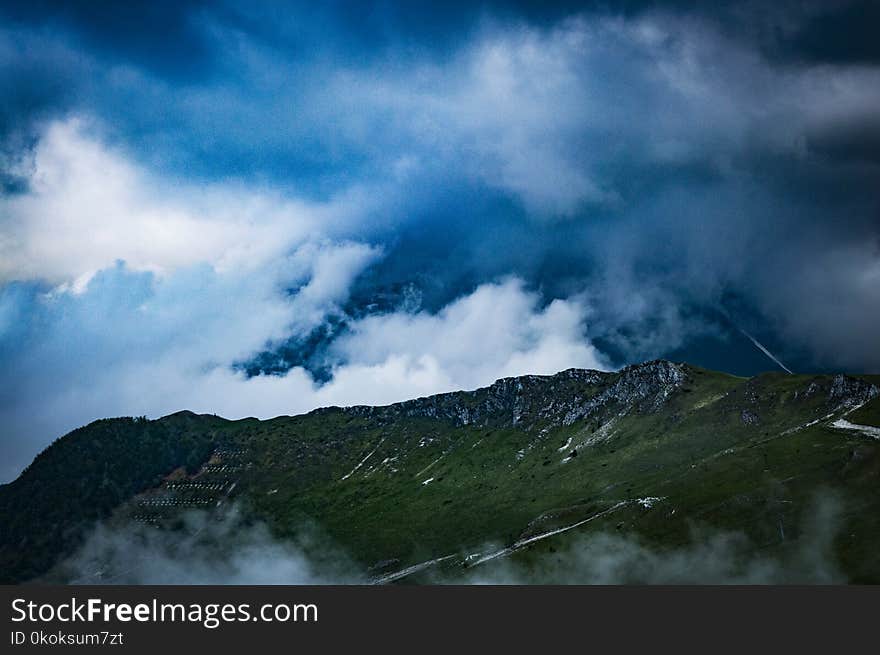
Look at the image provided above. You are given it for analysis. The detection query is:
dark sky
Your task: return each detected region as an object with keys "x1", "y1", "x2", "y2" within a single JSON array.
[{"x1": 0, "y1": 0, "x2": 878, "y2": 480}]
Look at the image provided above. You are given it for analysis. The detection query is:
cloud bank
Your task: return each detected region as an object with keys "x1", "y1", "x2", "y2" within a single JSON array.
[
  {"x1": 59, "y1": 494, "x2": 845, "y2": 585},
  {"x1": 62, "y1": 507, "x2": 364, "y2": 585},
  {"x1": 1, "y1": 1, "x2": 879, "y2": 479},
  {"x1": 457, "y1": 494, "x2": 845, "y2": 584},
  {"x1": 0, "y1": 122, "x2": 602, "y2": 479}
]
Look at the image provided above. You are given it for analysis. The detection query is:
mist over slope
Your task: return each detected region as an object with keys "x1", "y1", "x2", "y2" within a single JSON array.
[{"x1": 2, "y1": 360, "x2": 880, "y2": 584}]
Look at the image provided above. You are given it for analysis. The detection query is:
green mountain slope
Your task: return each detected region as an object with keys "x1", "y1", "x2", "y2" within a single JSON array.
[{"x1": 2, "y1": 361, "x2": 880, "y2": 584}]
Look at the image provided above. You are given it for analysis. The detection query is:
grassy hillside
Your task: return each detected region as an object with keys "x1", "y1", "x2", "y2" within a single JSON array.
[
  {"x1": 2, "y1": 361, "x2": 879, "y2": 584},
  {"x1": 0, "y1": 412, "x2": 221, "y2": 582}
]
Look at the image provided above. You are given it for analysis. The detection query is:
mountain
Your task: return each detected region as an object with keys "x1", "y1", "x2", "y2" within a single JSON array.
[{"x1": 2, "y1": 360, "x2": 880, "y2": 584}]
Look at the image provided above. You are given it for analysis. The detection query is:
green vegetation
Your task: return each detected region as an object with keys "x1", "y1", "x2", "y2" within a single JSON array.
[
  {"x1": 0, "y1": 411, "x2": 221, "y2": 582},
  {"x1": 2, "y1": 361, "x2": 879, "y2": 584}
]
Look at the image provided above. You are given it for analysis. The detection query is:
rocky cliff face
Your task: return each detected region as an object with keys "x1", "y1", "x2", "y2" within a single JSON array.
[
  {"x1": 788, "y1": 373, "x2": 879, "y2": 412},
  {"x1": 344, "y1": 360, "x2": 690, "y2": 430},
  {"x1": 828, "y1": 374, "x2": 879, "y2": 407},
  {"x1": 342, "y1": 361, "x2": 880, "y2": 436}
]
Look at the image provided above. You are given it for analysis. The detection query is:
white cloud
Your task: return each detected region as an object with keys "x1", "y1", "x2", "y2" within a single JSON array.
[
  {"x1": 0, "y1": 120, "x2": 607, "y2": 482},
  {"x1": 1, "y1": 273, "x2": 605, "y2": 482},
  {"x1": 331, "y1": 278, "x2": 604, "y2": 392},
  {"x1": 0, "y1": 118, "x2": 356, "y2": 285}
]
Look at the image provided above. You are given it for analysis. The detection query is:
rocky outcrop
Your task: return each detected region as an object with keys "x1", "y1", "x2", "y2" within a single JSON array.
[
  {"x1": 345, "y1": 360, "x2": 690, "y2": 430},
  {"x1": 794, "y1": 374, "x2": 879, "y2": 409},
  {"x1": 829, "y1": 374, "x2": 879, "y2": 408}
]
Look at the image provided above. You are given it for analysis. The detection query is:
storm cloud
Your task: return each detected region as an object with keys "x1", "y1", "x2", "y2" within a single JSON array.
[{"x1": 0, "y1": 1, "x2": 878, "y2": 480}]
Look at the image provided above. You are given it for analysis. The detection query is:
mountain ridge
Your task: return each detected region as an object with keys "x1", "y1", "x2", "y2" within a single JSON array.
[{"x1": 3, "y1": 360, "x2": 880, "y2": 584}]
